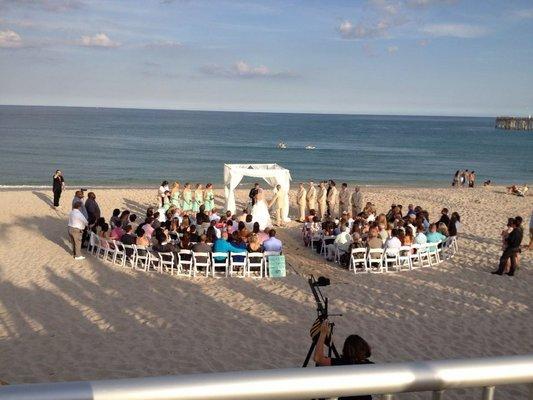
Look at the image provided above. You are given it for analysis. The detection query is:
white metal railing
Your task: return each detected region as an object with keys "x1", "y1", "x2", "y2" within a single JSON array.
[{"x1": 1, "y1": 355, "x2": 532, "y2": 400}]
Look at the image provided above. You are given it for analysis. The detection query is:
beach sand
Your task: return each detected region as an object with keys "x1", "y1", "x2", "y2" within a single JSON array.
[{"x1": 0, "y1": 186, "x2": 531, "y2": 399}]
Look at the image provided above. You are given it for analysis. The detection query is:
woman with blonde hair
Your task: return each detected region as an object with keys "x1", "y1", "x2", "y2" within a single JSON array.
[
  {"x1": 192, "y1": 183, "x2": 204, "y2": 213},
  {"x1": 170, "y1": 181, "x2": 181, "y2": 208}
]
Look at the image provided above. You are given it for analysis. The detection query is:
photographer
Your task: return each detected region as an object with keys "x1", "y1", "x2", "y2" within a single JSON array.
[{"x1": 314, "y1": 320, "x2": 373, "y2": 400}]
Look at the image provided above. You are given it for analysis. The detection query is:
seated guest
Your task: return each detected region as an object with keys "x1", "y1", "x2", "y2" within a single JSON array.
[
  {"x1": 437, "y1": 222, "x2": 449, "y2": 237},
  {"x1": 152, "y1": 230, "x2": 179, "y2": 253},
  {"x1": 119, "y1": 210, "x2": 130, "y2": 227},
  {"x1": 189, "y1": 225, "x2": 200, "y2": 243},
  {"x1": 238, "y1": 208, "x2": 248, "y2": 222},
  {"x1": 181, "y1": 232, "x2": 191, "y2": 249},
  {"x1": 402, "y1": 226, "x2": 414, "y2": 246},
  {"x1": 237, "y1": 221, "x2": 249, "y2": 240},
  {"x1": 121, "y1": 225, "x2": 137, "y2": 245},
  {"x1": 247, "y1": 233, "x2": 263, "y2": 253},
  {"x1": 426, "y1": 223, "x2": 446, "y2": 243},
  {"x1": 378, "y1": 223, "x2": 388, "y2": 242},
  {"x1": 213, "y1": 232, "x2": 246, "y2": 258},
  {"x1": 152, "y1": 212, "x2": 162, "y2": 229},
  {"x1": 225, "y1": 210, "x2": 234, "y2": 221},
  {"x1": 384, "y1": 229, "x2": 402, "y2": 255},
  {"x1": 326, "y1": 225, "x2": 352, "y2": 261},
  {"x1": 191, "y1": 234, "x2": 212, "y2": 256},
  {"x1": 196, "y1": 205, "x2": 210, "y2": 225},
  {"x1": 98, "y1": 223, "x2": 110, "y2": 247},
  {"x1": 415, "y1": 225, "x2": 427, "y2": 244},
  {"x1": 109, "y1": 221, "x2": 125, "y2": 241},
  {"x1": 110, "y1": 208, "x2": 121, "y2": 229},
  {"x1": 129, "y1": 214, "x2": 138, "y2": 232},
  {"x1": 437, "y1": 208, "x2": 450, "y2": 226},
  {"x1": 205, "y1": 226, "x2": 218, "y2": 244},
  {"x1": 245, "y1": 214, "x2": 254, "y2": 231},
  {"x1": 263, "y1": 229, "x2": 283, "y2": 253},
  {"x1": 209, "y1": 208, "x2": 221, "y2": 222},
  {"x1": 367, "y1": 226, "x2": 383, "y2": 250}
]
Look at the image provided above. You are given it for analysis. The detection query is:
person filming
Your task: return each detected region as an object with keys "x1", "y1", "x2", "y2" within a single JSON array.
[{"x1": 314, "y1": 320, "x2": 373, "y2": 400}]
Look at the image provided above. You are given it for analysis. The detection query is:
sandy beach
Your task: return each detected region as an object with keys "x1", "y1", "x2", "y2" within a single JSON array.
[{"x1": 0, "y1": 185, "x2": 531, "y2": 399}]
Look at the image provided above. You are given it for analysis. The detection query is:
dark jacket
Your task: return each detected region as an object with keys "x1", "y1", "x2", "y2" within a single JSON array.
[{"x1": 506, "y1": 227, "x2": 523, "y2": 249}]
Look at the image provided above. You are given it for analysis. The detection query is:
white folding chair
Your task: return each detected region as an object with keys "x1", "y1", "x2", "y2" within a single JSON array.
[
  {"x1": 427, "y1": 242, "x2": 440, "y2": 265},
  {"x1": 96, "y1": 238, "x2": 112, "y2": 261},
  {"x1": 409, "y1": 244, "x2": 422, "y2": 269},
  {"x1": 88, "y1": 231, "x2": 98, "y2": 254},
  {"x1": 192, "y1": 252, "x2": 211, "y2": 277},
  {"x1": 349, "y1": 247, "x2": 368, "y2": 274},
  {"x1": 418, "y1": 244, "x2": 431, "y2": 267},
  {"x1": 134, "y1": 245, "x2": 150, "y2": 271},
  {"x1": 246, "y1": 252, "x2": 265, "y2": 278},
  {"x1": 112, "y1": 240, "x2": 126, "y2": 266},
  {"x1": 159, "y1": 252, "x2": 176, "y2": 275},
  {"x1": 211, "y1": 252, "x2": 229, "y2": 278},
  {"x1": 148, "y1": 250, "x2": 161, "y2": 272},
  {"x1": 229, "y1": 252, "x2": 246, "y2": 278},
  {"x1": 384, "y1": 248, "x2": 400, "y2": 272},
  {"x1": 177, "y1": 249, "x2": 193, "y2": 277},
  {"x1": 121, "y1": 244, "x2": 137, "y2": 268},
  {"x1": 321, "y1": 235, "x2": 336, "y2": 258},
  {"x1": 367, "y1": 248, "x2": 384, "y2": 273},
  {"x1": 397, "y1": 246, "x2": 412, "y2": 271}
]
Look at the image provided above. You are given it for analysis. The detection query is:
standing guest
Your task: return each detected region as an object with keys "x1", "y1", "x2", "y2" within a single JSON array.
[
  {"x1": 448, "y1": 212, "x2": 461, "y2": 236},
  {"x1": 297, "y1": 183, "x2": 307, "y2": 222},
  {"x1": 158, "y1": 181, "x2": 169, "y2": 207},
  {"x1": 204, "y1": 183, "x2": 215, "y2": 212},
  {"x1": 170, "y1": 181, "x2": 181, "y2": 208},
  {"x1": 182, "y1": 182, "x2": 193, "y2": 212},
  {"x1": 317, "y1": 181, "x2": 327, "y2": 219},
  {"x1": 339, "y1": 183, "x2": 350, "y2": 216},
  {"x1": 238, "y1": 208, "x2": 248, "y2": 222},
  {"x1": 437, "y1": 208, "x2": 450, "y2": 226},
  {"x1": 192, "y1": 184, "x2": 204, "y2": 213},
  {"x1": 351, "y1": 186, "x2": 363, "y2": 217},
  {"x1": 492, "y1": 217, "x2": 523, "y2": 276},
  {"x1": 306, "y1": 181, "x2": 317, "y2": 214},
  {"x1": 263, "y1": 229, "x2": 283, "y2": 253},
  {"x1": 72, "y1": 191, "x2": 88, "y2": 219},
  {"x1": 327, "y1": 181, "x2": 339, "y2": 218},
  {"x1": 52, "y1": 170, "x2": 65, "y2": 208},
  {"x1": 269, "y1": 184, "x2": 287, "y2": 227},
  {"x1": 85, "y1": 192, "x2": 101, "y2": 225},
  {"x1": 245, "y1": 214, "x2": 254, "y2": 231},
  {"x1": 249, "y1": 183, "x2": 260, "y2": 207},
  {"x1": 67, "y1": 202, "x2": 87, "y2": 260}
]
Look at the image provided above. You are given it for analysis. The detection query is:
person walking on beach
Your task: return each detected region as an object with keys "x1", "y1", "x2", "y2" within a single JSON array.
[
  {"x1": 297, "y1": 183, "x2": 307, "y2": 222},
  {"x1": 351, "y1": 186, "x2": 363, "y2": 217},
  {"x1": 452, "y1": 170, "x2": 460, "y2": 187},
  {"x1": 306, "y1": 181, "x2": 317, "y2": 213},
  {"x1": 339, "y1": 183, "x2": 350, "y2": 216},
  {"x1": 52, "y1": 170, "x2": 64, "y2": 208},
  {"x1": 68, "y1": 202, "x2": 88, "y2": 260},
  {"x1": 492, "y1": 216, "x2": 523, "y2": 276}
]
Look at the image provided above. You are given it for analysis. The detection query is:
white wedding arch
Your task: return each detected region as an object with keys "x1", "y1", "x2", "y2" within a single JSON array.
[{"x1": 224, "y1": 163, "x2": 292, "y2": 221}]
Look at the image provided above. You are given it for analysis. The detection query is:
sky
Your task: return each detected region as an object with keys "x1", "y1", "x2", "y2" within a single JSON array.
[{"x1": 1, "y1": 0, "x2": 532, "y2": 116}]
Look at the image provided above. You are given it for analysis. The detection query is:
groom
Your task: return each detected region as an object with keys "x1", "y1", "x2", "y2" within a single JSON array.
[{"x1": 269, "y1": 184, "x2": 287, "y2": 227}]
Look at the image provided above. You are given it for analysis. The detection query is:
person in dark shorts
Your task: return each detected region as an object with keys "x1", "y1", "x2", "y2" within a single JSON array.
[
  {"x1": 52, "y1": 170, "x2": 64, "y2": 207},
  {"x1": 314, "y1": 320, "x2": 373, "y2": 400}
]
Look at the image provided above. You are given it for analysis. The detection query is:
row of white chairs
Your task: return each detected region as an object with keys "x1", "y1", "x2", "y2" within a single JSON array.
[
  {"x1": 88, "y1": 232, "x2": 279, "y2": 278},
  {"x1": 346, "y1": 236, "x2": 458, "y2": 274}
]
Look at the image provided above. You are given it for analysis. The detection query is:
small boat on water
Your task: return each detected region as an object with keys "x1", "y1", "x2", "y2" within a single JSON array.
[
  {"x1": 305, "y1": 145, "x2": 316, "y2": 150},
  {"x1": 277, "y1": 142, "x2": 287, "y2": 149}
]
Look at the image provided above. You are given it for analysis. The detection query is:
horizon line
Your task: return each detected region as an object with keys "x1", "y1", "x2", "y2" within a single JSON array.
[{"x1": 0, "y1": 103, "x2": 502, "y2": 119}]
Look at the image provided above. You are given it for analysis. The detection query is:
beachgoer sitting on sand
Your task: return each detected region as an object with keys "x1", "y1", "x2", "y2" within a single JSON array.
[
  {"x1": 507, "y1": 184, "x2": 528, "y2": 196},
  {"x1": 483, "y1": 180, "x2": 492, "y2": 187}
]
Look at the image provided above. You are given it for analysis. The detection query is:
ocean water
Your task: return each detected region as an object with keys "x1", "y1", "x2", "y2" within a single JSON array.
[{"x1": 0, "y1": 105, "x2": 531, "y2": 187}]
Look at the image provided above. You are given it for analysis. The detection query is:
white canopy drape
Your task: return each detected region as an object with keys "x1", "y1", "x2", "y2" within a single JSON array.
[{"x1": 224, "y1": 163, "x2": 292, "y2": 221}]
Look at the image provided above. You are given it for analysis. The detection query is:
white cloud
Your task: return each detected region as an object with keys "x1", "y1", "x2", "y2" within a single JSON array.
[
  {"x1": 406, "y1": 0, "x2": 457, "y2": 8},
  {"x1": 512, "y1": 9, "x2": 533, "y2": 19},
  {"x1": 339, "y1": 19, "x2": 391, "y2": 39},
  {"x1": 201, "y1": 60, "x2": 294, "y2": 79},
  {"x1": 79, "y1": 33, "x2": 120, "y2": 48},
  {"x1": 0, "y1": 29, "x2": 22, "y2": 48},
  {"x1": 145, "y1": 40, "x2": 182, "y2": 49},
  {"x1": 370, "y1": 0, "x2": 401, "y2": 15},
  {"x1": 387, "y1": 45, "x2": 399, "y2": 53},
  {"x1": 421, "y1": 23, "x2": 488, "y2": 38}
]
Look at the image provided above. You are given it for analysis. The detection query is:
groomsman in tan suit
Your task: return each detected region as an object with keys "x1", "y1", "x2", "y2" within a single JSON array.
[
  {"x1": 317, "y1": 181, "x2": 327, "y2": 219},
  {"x1": 306, "y1": 181, "x2": 317, "y2": 212},
  {"x1": 327, "y1": 181, "x2": 338, "y2": 218},
  {"x1": 339, "y1": 183, "x2": 350, "y2": 216},
  {"x1": 351, "y1": 186, "x2": 363, "y2": 217},
  {"x1": 297, "y1": 183, "x2": 307, "y2": 222},
  {"x1": 269, "y1": 184, "x2": 287, "y2": 227}
]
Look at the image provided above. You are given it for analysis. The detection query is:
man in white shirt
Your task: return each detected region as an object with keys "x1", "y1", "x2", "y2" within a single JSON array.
[
  {"x1": 68, "y1": 202, "x2": 88, "y2": 260},
  {"x1": 326, "y1": 225, "x2": 352, "y2": 261},
  {"x1": 384, "y1": 229, "x2": 402, "y2": 256}
]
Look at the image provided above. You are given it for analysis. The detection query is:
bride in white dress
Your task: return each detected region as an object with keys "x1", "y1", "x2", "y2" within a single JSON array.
[{"x1": 251, "y1": 188, "x2": 272, "y2": 230}]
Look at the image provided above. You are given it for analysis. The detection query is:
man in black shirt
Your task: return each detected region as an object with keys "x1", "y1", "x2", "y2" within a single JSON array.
[
  {"x1": 249, "y1": 183, "x2": 259, "y2": 206},
  {"x1": 492, "y1": 217, "x2": 523, "y2": 276}
]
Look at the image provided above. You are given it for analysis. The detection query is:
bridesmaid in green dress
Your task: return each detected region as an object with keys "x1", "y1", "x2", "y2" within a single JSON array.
[
  {"x1": 170, "y1": 181, "x2": 182, "y2": 208},
  {"x1": 192, "y1": 184, "x2": 204, "y2": 213},
  {"x1": 204, "y1": 183, "x2": 215, "y2": 212},
  {"x1": 182, "y1": 183, "x2": 193, "y2": 212}
]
